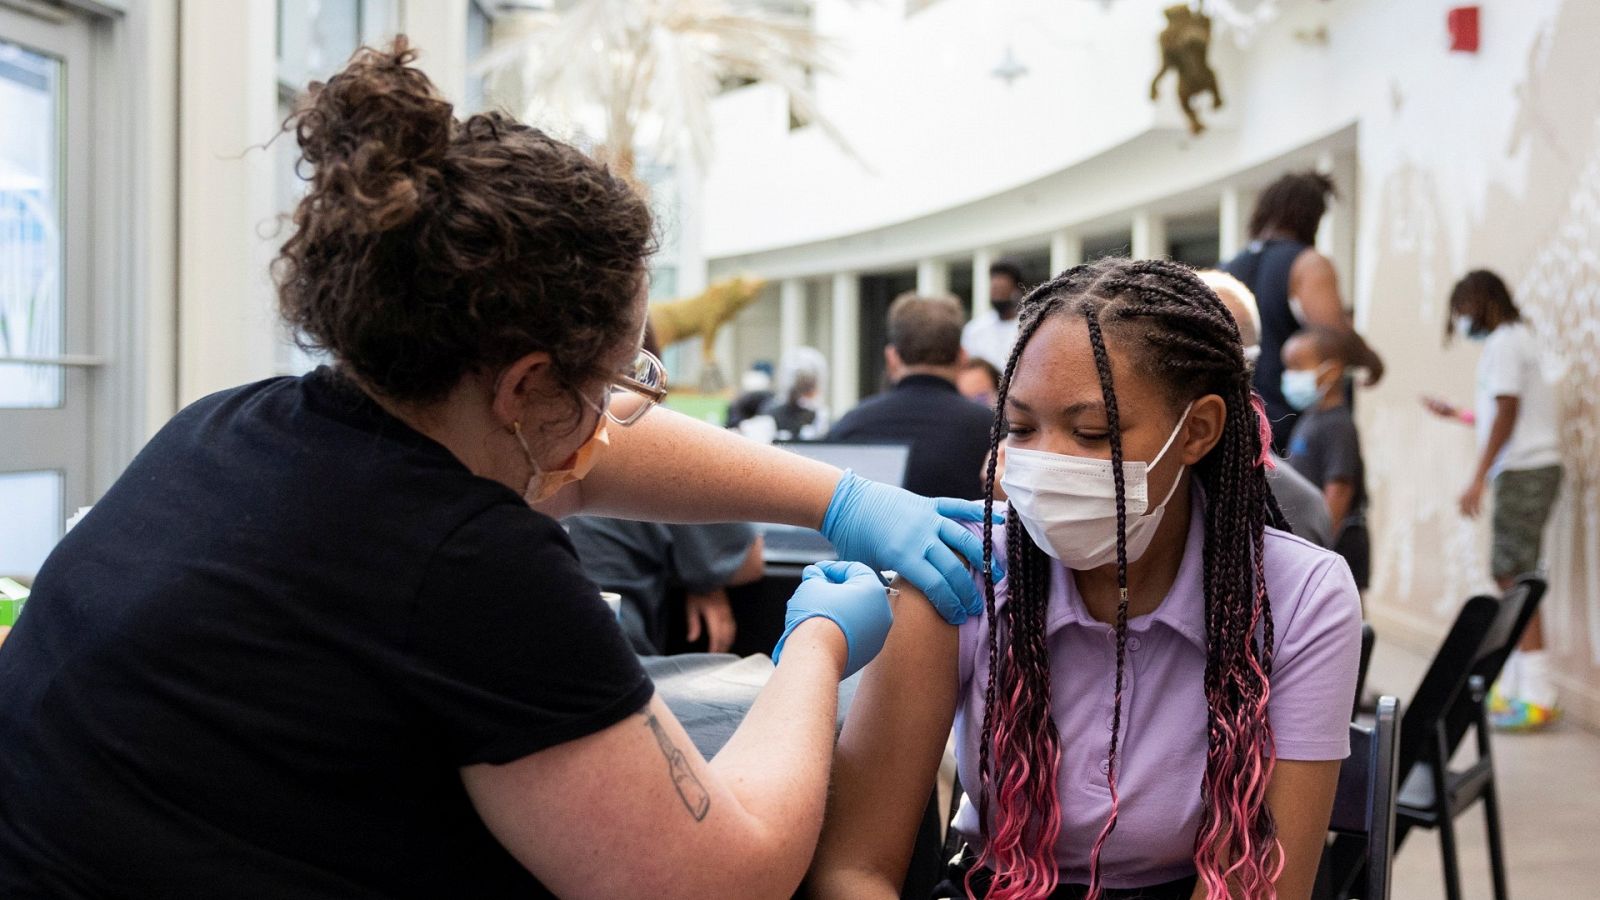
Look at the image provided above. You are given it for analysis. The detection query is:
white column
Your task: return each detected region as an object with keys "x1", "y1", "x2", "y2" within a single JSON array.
[
  {"x1": 136, "y1": 0, "x2": 180, "y2": 435},
  {"x1": 916, "y1": 258, "x2": 949, "y2": 296},
  {"x1": 1316, "y1": 199, "x2": 1337, "y2": 257},
  {"x1": 779, "y1": 277, "x2": 806, "y2": 361},
  {"x1": 1131, "y1": 210, "x2": 1167, "y2": 261},
  {"x1": 830, "y1": 272, "x2": 861, "y2": 414},
  {"x1": 1315, "y1": 150, "x2": 1337, "y2": 257},
  {"x1": 177, "y1": 0, "x2": 279, "y2": 405},
  {"x1": 1049, "y1": 230, "x2": 1083, "y2": 274},
  {"x1": 399, "y1": 1, "x2": 470, "y2": 106},
  {"x1": 971, "y1": 248, "x2": 994, "y2": 321},
  {"x1": 1219, "y1": 185, "x2": 1244, "y2": 261}
]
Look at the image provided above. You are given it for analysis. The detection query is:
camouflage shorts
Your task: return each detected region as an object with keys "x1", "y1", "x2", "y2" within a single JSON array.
[{"x1": 1491, "y1": 465, "x2": 1563, "y2": 579}]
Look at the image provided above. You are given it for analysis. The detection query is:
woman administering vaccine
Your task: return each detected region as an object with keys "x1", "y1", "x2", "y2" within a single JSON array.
[
  {"x1": 0, "y1": 42, "x2": 993, "y2": 899},
  {"x1": 809, "y1": 259, "x2": 1362, "y2": 899}
]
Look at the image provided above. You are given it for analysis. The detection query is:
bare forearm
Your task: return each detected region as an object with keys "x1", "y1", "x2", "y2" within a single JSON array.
[
  {"x1": 710, "y1": 619, "x2": 848, "y2": 886},
  {"x1": 580, "y1": 408, "x2": 840, "y2": 527},
  {"x1": 808, "y1": 583, "x2": 957, "y2": 898},
  {"x1": 1323, "y1": 482, "x2": 1353, "y2": 529}
]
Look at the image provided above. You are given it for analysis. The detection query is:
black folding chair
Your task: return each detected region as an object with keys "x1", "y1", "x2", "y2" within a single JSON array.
[
  {"x1": 1318, "y1": 695, "x2": 1402, "y2": 899},
  {"x1": 1354, "y1": 621, "x2": 1375, "y2": 718},
  {"x1": 1378, "y1": 578, "x2": 1544, "y2": 900}
]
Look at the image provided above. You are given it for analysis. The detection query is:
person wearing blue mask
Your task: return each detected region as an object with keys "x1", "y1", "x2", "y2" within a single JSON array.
[
  {"x1": 0, "y1": 41, "x2": 995, "y2": 900},
  {"x1": 1281, "y1": 327, "x2": 1369, "y2": 591},
  {"x1": 1423, "y1": 269, "x2": 1564, "y2": 731}
]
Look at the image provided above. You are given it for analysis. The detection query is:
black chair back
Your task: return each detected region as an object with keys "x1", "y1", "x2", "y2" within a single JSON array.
[
  {"x1": 1322, "y1": 696, "x2": 1401, "y2": 900},
  {"x1": 1441, "y1": 577, "x2": 1546, "y2": 752},
  {"x1": 1354, "y1": 622, "x2": 1375, "y2": 716},
  {"x1": 1397, "y1": 588, "x2": 1528, "y2": 778}
]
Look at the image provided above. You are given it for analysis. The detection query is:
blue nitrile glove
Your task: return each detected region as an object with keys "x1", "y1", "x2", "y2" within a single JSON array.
[
  {"x1": 819, "y1": 470, "x2": 1002, "y2": 625},
  {"x1": 771, "y1": 560, "x2": 893, "y2": 678}
]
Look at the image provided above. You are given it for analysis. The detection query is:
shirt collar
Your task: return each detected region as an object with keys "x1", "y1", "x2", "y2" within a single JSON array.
[
  {"x1": 1041, "y1": 485, "x2": 1209, "y2": 651},
  {"x1": 894, "y1": 373, "x2": 960, "y2": 394}
]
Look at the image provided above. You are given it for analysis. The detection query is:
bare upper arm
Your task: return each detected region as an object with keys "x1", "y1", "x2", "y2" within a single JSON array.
[
  {"x1": 1289, "y1": 250, "x2": 1351, "y2": 332},
  {"x1": 1492, "y1": 395, "x2": 1521, "y2": 424},
  {"x1": 806, "y1": 581, "x2": 960, "y2": 898},
  {"x1": 1265, "y1": 758, "x2": 1342, "y2": 900},
  {"x1": 463, "y1": 694, "x2": 772, "y2": 900}
]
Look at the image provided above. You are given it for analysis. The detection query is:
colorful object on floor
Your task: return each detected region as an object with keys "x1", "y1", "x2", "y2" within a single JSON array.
[
  {"x1": 1489, "y1": 697, "x2": 1560, "y2": 732},
  {"x1": 1487, "y1": 681, "x2": 1512, "y2": 715},
  {"x1": 0, "y1": 577, "x2": 29, "y2": 627}
]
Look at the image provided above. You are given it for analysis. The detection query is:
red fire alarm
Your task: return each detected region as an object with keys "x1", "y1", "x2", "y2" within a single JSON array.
[{"x1": 1448, "y1": 5, "x2": 1480, "y2": 53}]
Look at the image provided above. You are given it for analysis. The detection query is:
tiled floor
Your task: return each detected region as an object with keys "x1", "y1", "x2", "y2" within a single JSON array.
[{"x1": 1365, "y1": 639, "x2": 1600, "y2": 900}]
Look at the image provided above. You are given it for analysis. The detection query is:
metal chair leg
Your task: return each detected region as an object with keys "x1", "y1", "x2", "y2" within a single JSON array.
[
  {"x1": 1434, "y1": 728, "x2": 1464, "y2": 900},
  {"x1": 1481, "y1": 782, "x2": 1510, "y2": 900},
  {"x1": 1472, "y1": 685, "x2": 1511, "y2": 900}
]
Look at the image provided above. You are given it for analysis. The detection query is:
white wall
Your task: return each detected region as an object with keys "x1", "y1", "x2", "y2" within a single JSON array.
[
  {"x1": 159, "y1": 0, "x2": 471, "y2": 408},
  {"x1": 702, "y1": 0, "x2": 1182, "y2": 258},
  {"x1": 176, "y1": 0, "x2": 279, "y2": 406}
]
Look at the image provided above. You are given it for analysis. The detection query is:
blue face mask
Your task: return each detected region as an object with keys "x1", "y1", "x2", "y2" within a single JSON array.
[
  {"x1": 1281, "y1": 366, "x2": 1329, "y2": 411},
  {"x1": 1455, "y1": 315, "x2": 1486, "y2": 342}
]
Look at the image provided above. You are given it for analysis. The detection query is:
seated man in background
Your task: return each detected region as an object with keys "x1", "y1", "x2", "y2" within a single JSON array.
[
  {"x1": 567, "y1": 517, "x2": 764, "y2": 655},
  {"x1": 1200, "y1": 270, "x2": 1335, "y2": 549},
  {"x1": 827, "y1": 293, "x2": 995, "y2": 500}
]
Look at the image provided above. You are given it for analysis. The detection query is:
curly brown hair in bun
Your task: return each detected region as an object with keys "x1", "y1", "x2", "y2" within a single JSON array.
[{"x1": 273, "y1": 36, "x2": 656, "y2": 406}]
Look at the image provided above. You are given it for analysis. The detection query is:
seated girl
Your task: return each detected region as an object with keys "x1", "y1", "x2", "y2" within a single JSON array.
[{"x1": 809, "y1": 258, "x2": 1362, "y2": 900}]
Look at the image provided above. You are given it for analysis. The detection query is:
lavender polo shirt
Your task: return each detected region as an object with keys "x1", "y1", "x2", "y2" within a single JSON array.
[{"x1": 952, "y1": 494, "x2": 1362, "y2": 888}]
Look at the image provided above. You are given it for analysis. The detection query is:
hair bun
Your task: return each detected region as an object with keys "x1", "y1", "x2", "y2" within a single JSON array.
[{"x1": 289, "y1": 36, "x2": 453, "y2": 235}]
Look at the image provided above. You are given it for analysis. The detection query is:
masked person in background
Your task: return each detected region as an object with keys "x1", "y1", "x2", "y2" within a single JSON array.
[
  {"x1": 0, "y1": 40, "x2": 999, "y2": 900},
  {"x1": 962, "y1": 258, "x2": 1027, "y2": 371},
  {"x1": 1423, "y1": 269, "x2": 1565, "y2": 731},
  {"x1": 1281, "y1": 327, "x2": 1370, "y2": 590},
  {"x1": 1201, "y1": 269, "x2": 1334, "y2": 550},
  {"x1": 1222, "y1": 171, "x2": 1385, "y2": 451},
  {"x1": 809, "y1": 259, "x2": 1360, "y2": 900}
]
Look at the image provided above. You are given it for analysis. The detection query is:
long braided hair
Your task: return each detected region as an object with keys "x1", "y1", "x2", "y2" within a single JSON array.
[{"x1": 970, "y1": 258, "x2": 1290, "y2": 899}]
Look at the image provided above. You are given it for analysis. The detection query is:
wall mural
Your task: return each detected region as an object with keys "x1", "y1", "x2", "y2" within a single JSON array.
[
  {"x1": 1363, "y1": 0, "x2": 1600, "y2": 699},
  {"x1": 1515, "y1": 126, "x2": 1600, "y2": 663}
]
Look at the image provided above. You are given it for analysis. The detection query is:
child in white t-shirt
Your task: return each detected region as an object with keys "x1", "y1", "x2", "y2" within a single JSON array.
[{"x1": 1423, "y1": 269, "x2": 1564, "y2": 730}]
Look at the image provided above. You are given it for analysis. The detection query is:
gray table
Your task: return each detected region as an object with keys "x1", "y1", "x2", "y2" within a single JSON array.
[{"x1": 641, "y1": 653, "x2": 861, "y2": 759}]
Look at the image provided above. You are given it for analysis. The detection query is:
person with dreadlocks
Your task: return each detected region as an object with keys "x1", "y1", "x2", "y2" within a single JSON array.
[
  {"x1": 808, "y1": 258, "x2": 1361, "y2": 900},
  {"x1": 1222, "y1": 171, "x2": 1385, "y2": 452}
]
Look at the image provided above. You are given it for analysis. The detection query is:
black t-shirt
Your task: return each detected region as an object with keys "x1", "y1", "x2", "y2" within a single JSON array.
[
  {"x1": 1285, "y1": 404, "x2": 1367, "y2": 514},
  {"x1": 0, "y1": 368, "x2": 652, "y2": 899}
]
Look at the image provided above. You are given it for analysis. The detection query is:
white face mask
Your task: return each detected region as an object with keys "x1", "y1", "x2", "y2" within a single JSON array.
[{"x1": 1000, "y1": 403, "x2": 1192, "y2": 570}]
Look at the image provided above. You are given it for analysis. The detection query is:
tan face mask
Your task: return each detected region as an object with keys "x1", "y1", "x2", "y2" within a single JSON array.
[{"x1": 510, "y1": 413, "x2": 610, "y2": 505}]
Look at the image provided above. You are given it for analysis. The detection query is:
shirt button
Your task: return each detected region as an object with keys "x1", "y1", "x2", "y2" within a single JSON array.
[
  {"x1": 1127, "y1": 636, "x2": 1143, "y2": 652},
  {"x1": 1099, "y1": 758, "x2": 1111, "y2": 775}
]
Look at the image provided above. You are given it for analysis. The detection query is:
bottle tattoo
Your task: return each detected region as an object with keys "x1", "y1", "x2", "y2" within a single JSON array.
[{"x1": 646, "y1": 713, "x2": 711, "y2": 821}]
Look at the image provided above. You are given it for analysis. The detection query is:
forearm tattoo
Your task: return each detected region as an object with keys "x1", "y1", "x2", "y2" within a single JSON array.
[{"x1": 645, "y1": 713, "x2": 711, "y2": 821}]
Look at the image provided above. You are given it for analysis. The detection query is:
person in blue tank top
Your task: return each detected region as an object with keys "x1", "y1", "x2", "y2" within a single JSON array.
[{"x1": 1222, "y1": 171, "x2": 1386, "y2": 450}]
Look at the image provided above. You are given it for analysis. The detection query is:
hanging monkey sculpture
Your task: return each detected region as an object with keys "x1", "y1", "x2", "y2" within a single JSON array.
[{"x1": 1150, "y1": 4, "x2": 1223, "y2": 135}]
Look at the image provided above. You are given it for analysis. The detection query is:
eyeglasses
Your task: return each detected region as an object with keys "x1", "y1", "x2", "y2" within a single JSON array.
[{"x1": 603, "y1": 348, "x2": 669, "y2": 426}]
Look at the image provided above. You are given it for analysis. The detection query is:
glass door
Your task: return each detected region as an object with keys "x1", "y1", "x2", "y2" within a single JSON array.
[{"x1": 0, "y1": 7, "x2": 94, "y2": 579}]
